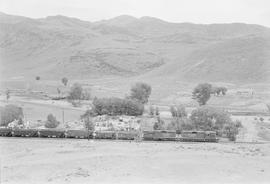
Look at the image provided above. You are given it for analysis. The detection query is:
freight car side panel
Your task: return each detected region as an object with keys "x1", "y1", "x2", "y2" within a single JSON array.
[
  {"x1": 38, "y1": 129, "x2": 65, "y2": 138},
  {"x1": 0, "y1": 128, "x2": 12, "y2": 137},
  {"x1": 12, "y1": 129, "x2": 38, "y2": 137},
  {"x1": 66, "y1": 130, "x2": 92, "y2": 139}
]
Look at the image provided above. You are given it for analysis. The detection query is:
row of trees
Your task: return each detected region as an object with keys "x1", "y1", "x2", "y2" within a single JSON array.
[
  {"x1": 92, "y1": 97, "x2": 144, "y2": 116},
  {"x1": 0, "y1": 104, "x2": 61, "y2": 129},
  {"x1": 155, "y1": 105, "x2": 241, "y2": 141}
]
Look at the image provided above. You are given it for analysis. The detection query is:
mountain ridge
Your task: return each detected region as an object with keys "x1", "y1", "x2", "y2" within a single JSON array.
[{"x1": 0, "y1": 12, "x2": 269, "y2": 83}]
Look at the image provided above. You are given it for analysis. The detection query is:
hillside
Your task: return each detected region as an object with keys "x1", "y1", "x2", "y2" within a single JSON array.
[{"x1": 0, "y1": 12, "x2": 270, "y2": 83}]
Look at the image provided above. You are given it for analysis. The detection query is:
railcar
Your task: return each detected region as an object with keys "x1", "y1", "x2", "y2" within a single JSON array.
[
  {"x1": 153, "y1": 130, "x2": 176, "y2": 141},
  {"x1": 116, "y1": 131, "x2": 138, "y2": 140},
  {"x1": 65, "y1": 129, "x2": 92, "y2": 139},
  {"x1": 178, "y1": 131, "x2": 218, "y2": 142},
  {"x1": 142, "y1": 130, "x2": 155, "y2": 140},
  {"x1": 12, "y1": 129, "x2": 38, "y2": 137},
  {"x1": 143, "y1": 130, "x2": 176, "y2": 141},
  {"x1": 94, "y1": 131, "x2": 116, "y2": 139},
  {"x1": 38, "y1": 129, "x2": 65, "y2": 138},
  {"x1": 0, "y1": 127, "x2": 12, "y2": 137}
]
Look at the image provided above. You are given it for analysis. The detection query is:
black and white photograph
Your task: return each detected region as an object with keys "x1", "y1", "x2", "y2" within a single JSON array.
[{"x1": 0, "y1": 0, "x2": 270, "y2": 183}]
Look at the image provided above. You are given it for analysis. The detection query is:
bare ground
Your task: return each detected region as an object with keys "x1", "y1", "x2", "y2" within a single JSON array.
[{"x1": 1, "y1": 138, "x2": 270, "y2": 184}]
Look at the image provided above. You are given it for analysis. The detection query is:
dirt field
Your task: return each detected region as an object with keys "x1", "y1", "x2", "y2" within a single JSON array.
[{"x1": 1, "y1": 138, "x2": 270, "y2": 184}]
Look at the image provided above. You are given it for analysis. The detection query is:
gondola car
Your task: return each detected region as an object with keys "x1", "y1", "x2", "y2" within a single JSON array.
[
  {"x1": 143, "y1": 130, "x2": 176, "y2": 141},
  {"x1": 38, "y1": 129, "x2": 65, "y2": 138},
  {"x1": 178, "y1": 131, "x2": 218, "y2": 142},
  {"x1": 94, "y1": 131, "x2": 116, "y2": 139},
  {"x1": 0, "y1": 127, "x2": 12, "y2": 137},
  {"x1": 142, "y1": 130, "x2": 155, "y2": 140},
  {"x1": 153, "y1": 130, "x2": 176, "y2": 141},
  {"x1": 12, "y1": 128, "x2": 38, "y2": 137},
  {"x1": 116, "y1": 131, "x2": 138, "y2": 140},
  {"x1": 65, "y1": 129, "x2": 92, "y2": 139}
]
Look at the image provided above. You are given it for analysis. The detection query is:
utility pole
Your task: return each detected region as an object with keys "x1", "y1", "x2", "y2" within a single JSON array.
[
  {"x1": 87, "y1": 115, "x2": 90, "y2": 141},
  {"x1": 62, "y1": 108, "x2": 65, "y2": 126}
]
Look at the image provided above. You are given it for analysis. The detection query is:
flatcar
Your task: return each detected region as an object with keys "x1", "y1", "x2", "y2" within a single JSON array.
[
  {"x1": 65, "y1": 129, "x2": 92, "y2": 139},
  {"x1": 38, "y1": 129, "x2": 65, "y2": 138},
  {"x1": 178, "y1": 131, "x2": 218, "y2": 142},
  {"x1": 0, "y1": 127, "x2": 12, "y2": 137},
  {"x1": 116, "y1": 131, "x2": 138, "y2": 140},
  {"x1": 12, "y1": 129, "x2": 38, "y2": 137},
  {"x1": 94, "y1": 131, "x2": 116, "y2": 139}
]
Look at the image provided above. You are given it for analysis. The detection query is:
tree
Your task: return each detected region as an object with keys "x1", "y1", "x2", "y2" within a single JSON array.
[
  {"x1": 266, "y1": 104, "x2": 270, "y2": 113},
  {"x1": 0, "y1": 105, "x2": 24, "y2": 126},
  {"x1": 81, "y1": 110, "x2": 95, "y2": 130},
  {"x1": 5, "y1": 89, "x2": 10, "y2": 102},
  {"x1": 192, "y1": 83, "x2": 212, "y2": 105},
  {"x1": 44, "y1": 114, "x2": 60, "y2": 128},
  {"x1": 68, "y1": 83, "x2": 83, "y2": 100},
  {"x1": 149, "y1": 105, "x2": 155, "y2": 116},
  {"x1": 61, "y1": 77, "x2": 68, "y2": 86},
  {"x1": 82, "y1": 89, "x2": 91, "y2": 100},
  {"x1": 129, "y1": 82, "x2": 151, "y2": 104},
  {"x1": 170, "y1": 105, "x2": 187, "y2": 118},
  {"x1": 35, "y1": 76, "x2": 40, "y2": 81},
  {"x1": 57, "y1": 88, "x2": 61, "y2": 96},
  {"x1": 190, "y1": 106, "x2": 231, "y2": 131},
  {"x1": 155, "y1": 107, "x2": 160, "y2": 116},
  {"x1": 220, "y1": 87, "x2": 227, "y2": 95}
]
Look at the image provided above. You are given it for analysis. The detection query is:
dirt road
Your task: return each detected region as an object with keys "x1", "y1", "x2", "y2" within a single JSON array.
[{"x1": 1, "y1": 138, "x2": 270, "y2": 184}]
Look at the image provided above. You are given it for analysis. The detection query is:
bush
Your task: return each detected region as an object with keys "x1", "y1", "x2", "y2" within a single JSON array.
[
  {"x1": 259, "y1": 117, "x2": 264, "y2": 122},
  {"x1": 129, "y1": 82, "x2": 151, "y2": 104},
  {"x1": 0, "y1": 105, "x2": 23, "y2": 126},
  {"x1": 220, "y1": 87, "x2": 227, "y2": 95},
  {"x1": 223, "y1": 122, "x2": 239, "y2": 141},
  {"x1": 153, "y1": 116, "x2": 165, "y2": 130},
  {"x1": 44, "y1": 114, "x2": 60, "y2": 128},
  {"x1": 92, "y1": 97, "x2": 144, "y2": 116},
  {"x1": 81, "y1": 109, "x2": 97, "y2": 119},
  {"x1": 235, "y1": 120, "x2": 243, "y2": 128}
]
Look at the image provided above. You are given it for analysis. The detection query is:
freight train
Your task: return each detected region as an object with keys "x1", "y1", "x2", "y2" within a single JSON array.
[{"x1": 0, "y1": 127, "x2": 219, "y2": 142}]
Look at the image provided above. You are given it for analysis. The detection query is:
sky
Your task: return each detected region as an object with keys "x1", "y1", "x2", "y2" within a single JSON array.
[{"x1": 0, "y1": 0, "x2": 270, "y2": 27}]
